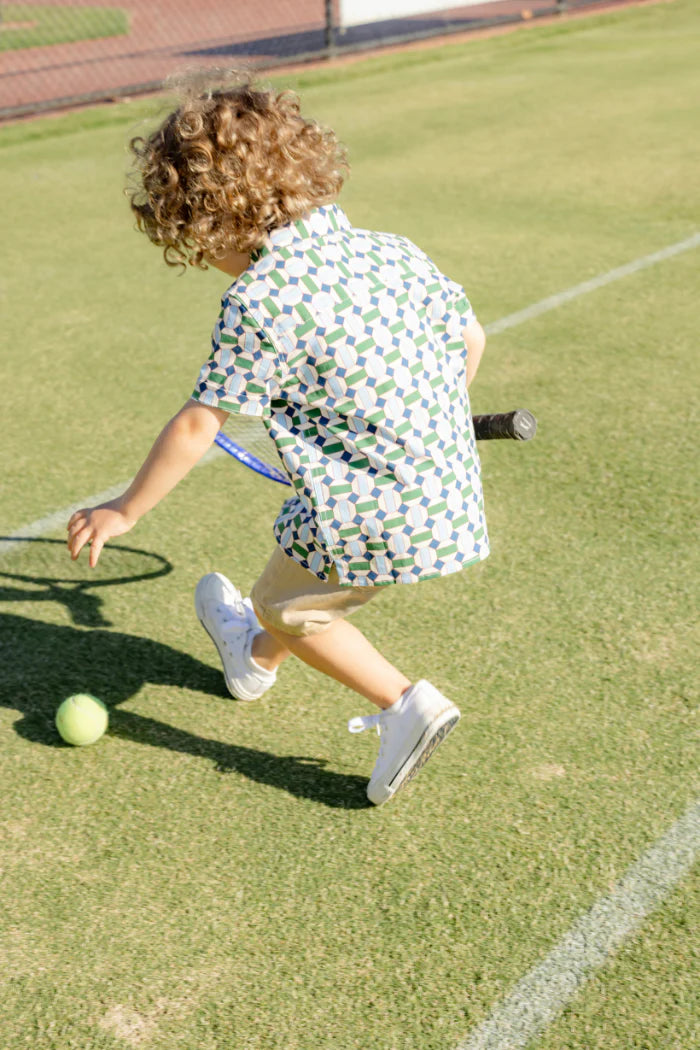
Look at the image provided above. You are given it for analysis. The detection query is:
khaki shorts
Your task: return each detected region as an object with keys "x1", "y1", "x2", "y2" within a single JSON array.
[{"x1": 250, "y1": 546, "x2": 381, "y2": 637}]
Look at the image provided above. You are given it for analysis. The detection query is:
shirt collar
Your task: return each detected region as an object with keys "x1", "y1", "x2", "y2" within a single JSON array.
[{"x1": 251, "y1": 203, "x2": 351, "y2": 262}]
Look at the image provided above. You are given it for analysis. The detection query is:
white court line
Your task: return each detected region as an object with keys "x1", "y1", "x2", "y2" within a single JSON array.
[
  {"x1": 1, "y1": 231, "x2": 698, "y2": 561},
  {"x1": 456, "y1": 798, "x2": 700, "y2": 1050},
  {"x1": 0, "y1": 444, "x2": 224, "y2": 561},
  {"x1": 484, "y1": 233, "x2": 700, "y2": 335}
]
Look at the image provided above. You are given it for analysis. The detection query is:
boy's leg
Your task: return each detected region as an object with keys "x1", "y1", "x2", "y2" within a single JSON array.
[
  {"x1": 249, "y1": 546, "x2": 409, "y2": 706},
  {"x1": 249, "y1": 629, "x2": 291, "y2": 671},
  {"x1": 252, "y1": 618, "x2": 411, "y2": 709},
  {"x1": 197, "y1": 551, "x2": 460, "y2": 805},
  {"x1": 254, "y1": 615, "x2": 459, "y2": 807}
]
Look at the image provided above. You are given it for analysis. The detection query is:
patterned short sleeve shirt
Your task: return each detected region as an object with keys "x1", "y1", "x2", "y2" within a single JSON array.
[{"x1": 193, "y1": 204, "x2": 489, "y2": 587}]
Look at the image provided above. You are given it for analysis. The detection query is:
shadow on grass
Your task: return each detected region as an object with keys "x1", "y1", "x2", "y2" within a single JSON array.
[
  {"x1": 1, "y1": 537, "x2": 369, "y2": 807},
  {"x1": 0, "y1": 536, "x2": 173, "y2": 628},
  {"x1": 109, "y1": 708, "x2": 369, "y2": 810},
  {"x1": 3, "y1": 610, "x2": 369, "y2": 809}
]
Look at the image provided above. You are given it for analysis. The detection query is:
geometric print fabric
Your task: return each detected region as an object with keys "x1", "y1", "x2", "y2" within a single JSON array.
[{"x1": 193, "y1": 204, "x2": 489, "y2": 586}]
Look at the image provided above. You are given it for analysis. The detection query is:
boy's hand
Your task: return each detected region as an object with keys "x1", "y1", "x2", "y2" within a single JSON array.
[
  {"x1": 65, "y1": 400, "x2": 228, "y2": 569},
  {"x1": 67, "y1": 500, "x2": 136, "y2": 568}
]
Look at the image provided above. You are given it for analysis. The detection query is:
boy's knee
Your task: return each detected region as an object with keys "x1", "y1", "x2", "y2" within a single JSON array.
[{"x1": 254, "y1": 605, "x2": 332, "y2": 641}]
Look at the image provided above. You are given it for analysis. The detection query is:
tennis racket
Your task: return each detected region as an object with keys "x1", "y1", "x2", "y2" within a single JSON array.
[{"x1": 213, "y1": 409, "x2": 536, "y2": 486}]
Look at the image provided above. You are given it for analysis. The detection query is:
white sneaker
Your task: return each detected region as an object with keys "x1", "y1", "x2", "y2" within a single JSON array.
[
  {"x1": 349, "y1": 680, "x2": 460, "y2": 806},
  {"x1": 195, "y1": 573, "x2": 277, "y2": 701}
]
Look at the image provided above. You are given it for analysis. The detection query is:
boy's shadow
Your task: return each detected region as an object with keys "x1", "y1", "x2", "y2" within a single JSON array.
[{"x1": 1, "y1": 541, "x2": 369, "y2": 809}]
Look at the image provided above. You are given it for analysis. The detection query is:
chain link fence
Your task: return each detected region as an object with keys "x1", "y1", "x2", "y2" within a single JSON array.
[{"x1": 2, "y1": 0, "x2": 624, "y2": 120}]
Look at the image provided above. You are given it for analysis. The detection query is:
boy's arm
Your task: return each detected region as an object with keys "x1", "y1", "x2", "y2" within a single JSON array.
[
  {"x1": 67, "y1": 400, "x2": 229, "y2": 567},
  {"x1": 465, "y1": 320, "x2": 486, "y2": 388}
]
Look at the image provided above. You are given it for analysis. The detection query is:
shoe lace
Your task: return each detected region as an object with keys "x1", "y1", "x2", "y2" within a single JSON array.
[
  {"x1": 215, "y1": 601, "x2": 258, "y2": 653},
  {"x1": 348, "y1": 713, "x2": 382, "y2": 735},
  {"x1": 348, "y1": 712, "x2": 389, "y2": 758}
]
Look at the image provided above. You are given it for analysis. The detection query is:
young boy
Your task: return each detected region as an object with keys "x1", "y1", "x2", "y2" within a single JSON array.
[{"x1": 67, "y1": 75, "x2": 489, "y2": 806}]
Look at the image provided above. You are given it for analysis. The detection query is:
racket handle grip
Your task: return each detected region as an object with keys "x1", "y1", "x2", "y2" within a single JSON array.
[{"x1": 473, "y1": 409, "x2": 537, "y2": 441}]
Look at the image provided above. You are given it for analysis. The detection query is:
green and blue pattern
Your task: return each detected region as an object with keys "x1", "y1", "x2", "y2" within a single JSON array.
[{"x1": 193, "y1": 205, "x2": 489, "y2": 586}]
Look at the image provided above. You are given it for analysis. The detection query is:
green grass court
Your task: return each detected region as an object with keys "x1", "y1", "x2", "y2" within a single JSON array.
[{"x1": 1, "y1": 1, "x2": 698, "y2": 1047}]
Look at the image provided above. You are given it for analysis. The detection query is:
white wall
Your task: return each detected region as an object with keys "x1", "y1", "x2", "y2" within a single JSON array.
[{"x1": 338, "y1": 0, "x2": 503, "y2": 29}]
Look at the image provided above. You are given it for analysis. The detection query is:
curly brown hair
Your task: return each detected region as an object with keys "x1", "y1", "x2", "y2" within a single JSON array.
[{"x1": 128, "y1": 72, "x2": 349, "y2": 269}]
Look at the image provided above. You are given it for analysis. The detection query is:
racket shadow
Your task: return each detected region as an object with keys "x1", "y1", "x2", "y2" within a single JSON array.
[
  {"x1": 0, "y1": 536, "x2": 173, "y2": 628},
  {"x1": 3, "y1": 612, "x2": 370, "y2": 810}
]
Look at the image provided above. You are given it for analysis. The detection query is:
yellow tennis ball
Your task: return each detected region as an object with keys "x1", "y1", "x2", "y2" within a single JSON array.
[{"x1": 55, "y1": 694, "x2": 108, "y2": 746}]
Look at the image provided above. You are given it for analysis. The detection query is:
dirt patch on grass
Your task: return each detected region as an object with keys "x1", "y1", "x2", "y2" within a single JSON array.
[
  {"x1": 531, "y1": 763, "x2": 567, "y2": 780},
  {"x1": 100, "y1": 1004, "x2": 155, "y2": 1047}
]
